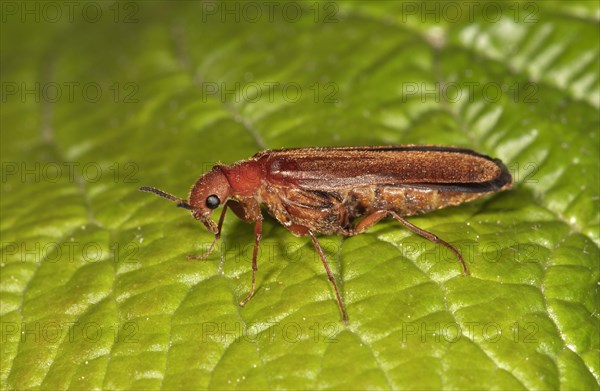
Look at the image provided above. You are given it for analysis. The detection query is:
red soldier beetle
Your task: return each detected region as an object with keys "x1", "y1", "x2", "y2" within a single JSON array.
[{"x1": 140, "y1": 146, "x2": 512, "y2": 323}]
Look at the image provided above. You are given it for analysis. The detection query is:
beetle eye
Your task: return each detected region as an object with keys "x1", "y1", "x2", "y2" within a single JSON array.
[{"x1": 205, "y1": 194, "x2": 220, "y2": 209}]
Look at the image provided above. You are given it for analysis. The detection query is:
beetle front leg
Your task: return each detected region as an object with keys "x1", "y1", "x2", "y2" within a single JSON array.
[
  {"x1": 187, "y1": 199, "x2": 249, "y2": 260},
  {"x1": 187, "y1": 200, "x2": 260, "y2": 259},
  {"x1": 187, "y1": 201, "x2": 232, "y2": 260},
  {"x1": 240, "y1": 218, "x2": 262, "y2": 307}
]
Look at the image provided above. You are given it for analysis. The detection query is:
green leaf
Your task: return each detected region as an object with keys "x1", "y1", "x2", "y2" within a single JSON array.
[{"x1": 1, "y1": 1, "x2": 598, "y2": 389}]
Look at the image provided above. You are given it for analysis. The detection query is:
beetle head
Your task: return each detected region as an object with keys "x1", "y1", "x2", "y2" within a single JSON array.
[
  {"x1": 139, "y1": 167, "x2": 231, "y2": 234},
  {"x1": 188, "y1": 168, "x2": 231, "y2": 233}
]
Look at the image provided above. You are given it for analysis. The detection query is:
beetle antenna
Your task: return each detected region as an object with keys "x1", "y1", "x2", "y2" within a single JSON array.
[{"x1": 139, "y1": 186, "x2": 192, "y2": 210}]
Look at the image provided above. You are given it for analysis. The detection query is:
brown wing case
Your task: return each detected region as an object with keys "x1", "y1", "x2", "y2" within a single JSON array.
[{"x1": 257, "y1": 146, "x2": 512, "y2": 193}]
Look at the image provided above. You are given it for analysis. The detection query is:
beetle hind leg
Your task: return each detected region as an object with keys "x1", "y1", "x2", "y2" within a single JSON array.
[
  {"x1": 389, "y1": 212, "x2": 469, "y2": 275},
  {"x1": 351, "y1": 210, "x2": 469, "y2": 275}
]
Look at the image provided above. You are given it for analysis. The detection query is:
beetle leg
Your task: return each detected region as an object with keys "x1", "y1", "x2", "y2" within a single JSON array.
[
  {"x1": 353, "y1": 210, "x2": 468, "y2": 275},
  {"x1": 308, "y1": 230, "x2": 348, "y2": 324},
  {"x1": 240, "y1": 218, "x2": 262, "y2": 307},
  {"x1": 351, "y1": 210, "x2": 389, "y2": 234},
  {"x1": 187, "y1": 201, "x2": 232, "y2": 260},
  {"x1": 288, "y1": 223, "x2": 309, "y2": 236},
  {"x1": 389, "y1": 212, "x2": 469, "y2": 275},
  {"x1": 188, "y1": 199, "x2": 251, "y2": 260},
  {"x1": 227, "y1": 199, "x2": 252, "y2": 221}
]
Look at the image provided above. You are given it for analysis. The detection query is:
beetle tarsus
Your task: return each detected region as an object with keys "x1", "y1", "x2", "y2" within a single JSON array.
[{"x1": 187, "y1": 234, "x2": 219, "y2": 260}]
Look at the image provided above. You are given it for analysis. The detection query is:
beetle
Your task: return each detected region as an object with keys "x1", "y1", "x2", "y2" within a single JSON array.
[{"x1": 140, "y1": 145, "x2": 512, "y2": 322}]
